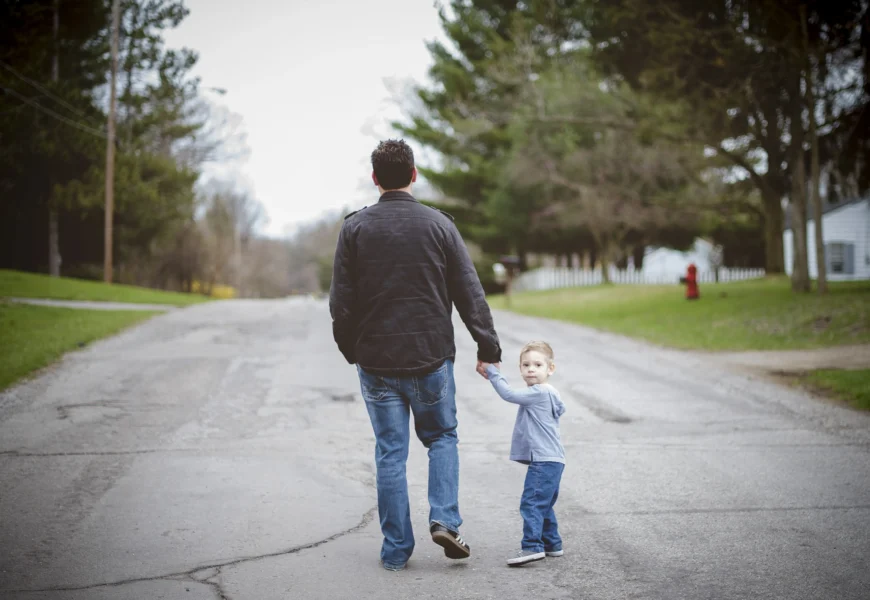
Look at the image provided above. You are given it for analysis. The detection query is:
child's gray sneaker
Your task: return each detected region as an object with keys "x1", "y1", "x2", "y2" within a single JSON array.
[
  {"x1": 507, "y1": 549, "x2": 546, "y2": 566},
  {"x1": 545, "y1": 549, "x2": 564, "y2": 557}
]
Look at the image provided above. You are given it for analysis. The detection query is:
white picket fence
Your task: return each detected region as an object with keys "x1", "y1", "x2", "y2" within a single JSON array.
[{"x1": 511, "y1": 266, "x2": 766, "y2": 292}]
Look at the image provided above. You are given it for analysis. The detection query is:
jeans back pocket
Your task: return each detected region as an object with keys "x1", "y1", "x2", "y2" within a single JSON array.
[
  {"x1": 414, "y1": 361, "x2": 450, "y2": 406},
  {"x1": 358, "y1": 367, "x2": 390, "y2": 402}
]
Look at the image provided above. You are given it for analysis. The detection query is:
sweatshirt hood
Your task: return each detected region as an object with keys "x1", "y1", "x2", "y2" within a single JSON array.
[{"x1": 547, "y1": 385, "x2": 566, "y2": 418}]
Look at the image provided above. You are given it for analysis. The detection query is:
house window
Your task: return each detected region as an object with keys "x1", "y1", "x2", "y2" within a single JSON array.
[
  {"x1": 829, "y1": 243, "x2": 845, "y2": 273},
  {"x1": 826, "y1": 242, "x2": 855, "y2": 274}
]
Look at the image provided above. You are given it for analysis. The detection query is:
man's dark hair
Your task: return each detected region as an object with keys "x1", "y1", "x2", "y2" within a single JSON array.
[{"x1": 371, "y1": 139, "x2": 415, "y2": 190}]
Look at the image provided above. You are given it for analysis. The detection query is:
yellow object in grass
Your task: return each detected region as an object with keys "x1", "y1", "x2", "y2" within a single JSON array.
[{"x1": 190, "y1": 281, "x2": 237, "y2": 299}]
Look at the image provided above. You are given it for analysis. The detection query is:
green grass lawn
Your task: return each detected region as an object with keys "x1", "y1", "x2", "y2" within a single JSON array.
[
  {"x1": 804, "y1": 369, "x2": 870, "y2": 411},
  {"x1": 0, "y1": 269, "x2": 211, "y2": 306},
  {"x1": 489, "y1": 276, "x2": 869, "y2": 351},
  {"x1": 0, "y1": 302, "x2": 159, "y2": 391}
]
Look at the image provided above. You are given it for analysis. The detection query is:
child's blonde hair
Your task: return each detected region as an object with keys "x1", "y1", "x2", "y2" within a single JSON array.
[{"x1": 519, "y1": 341, "x2": 555, "y2": 365}]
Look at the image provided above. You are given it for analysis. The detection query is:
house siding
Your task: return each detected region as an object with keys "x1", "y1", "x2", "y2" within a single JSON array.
[{"x1": 783, "y1": 199, "x2": 870, "y2": 281}]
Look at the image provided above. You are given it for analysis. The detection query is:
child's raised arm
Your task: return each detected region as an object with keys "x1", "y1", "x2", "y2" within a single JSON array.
[{"x1": 485, "y1": 365, "x2": 547, "y2": 406}]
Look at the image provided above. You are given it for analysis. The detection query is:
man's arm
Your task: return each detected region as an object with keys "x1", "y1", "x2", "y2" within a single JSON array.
[
  {"x1": 329, "y1": 223, "x2": 357, "y2": 364},
  {"x1": 445, "y1": 223, "x2": 502, "y2": 364}
]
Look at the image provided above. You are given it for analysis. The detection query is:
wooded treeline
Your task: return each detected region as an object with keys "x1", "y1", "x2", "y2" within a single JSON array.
[{"x1": 0, "y1": 0, "x2": 292, "y2": 296}]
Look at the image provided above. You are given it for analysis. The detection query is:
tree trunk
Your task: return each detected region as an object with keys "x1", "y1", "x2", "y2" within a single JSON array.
[
  {"x1": 601, "y1": 260, "x2": 611, "y2": 284},
  {"x1": 48, "y1": 0, "x2": 61, "y2": 277},
  {"x1": 599, "y1": 240, "x2": 613, "y2": 284},
  {"x1": 632, "y1": 245, "x2": 645, "y2": 270},
  {"x1": 789, "y1": 140, "x2": 811, "y2": 292},
  {"x1": 761, "y1": 187, "x2": 785, "y2": 274},
  {"x1": 801, "y1": 4, "x2": 827, "y2": 293},
  {"x1": 48, "y1": 211, "x2": 60, "y2": 275},
  {"x1": 788, "y1": 58, "x2": 811, "y2": 293},
  {"x1": 615, "y1": 253, "x2": 628, "y2": 270}
]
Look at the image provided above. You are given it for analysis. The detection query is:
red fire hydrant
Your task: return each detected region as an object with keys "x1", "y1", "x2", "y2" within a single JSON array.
[{"x1": 680, "y1": 263, "x2": 700, "y2": 300}]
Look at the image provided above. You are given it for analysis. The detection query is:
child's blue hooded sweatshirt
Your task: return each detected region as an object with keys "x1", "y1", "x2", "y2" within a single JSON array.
[{"x1": 486, "y1": 365, "x2": 566, "y2": 464}]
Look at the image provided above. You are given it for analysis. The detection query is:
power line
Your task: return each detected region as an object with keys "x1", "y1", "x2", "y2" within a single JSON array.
[
  {"x1": 0, "y1": 85, "x2": 107, "y2": 139},
  {"x1": 0, "y1": 93, "x2": 43, "y2": 115},
  {"x1": 0, "y1": 59, "x2": 97, "y2": 124}
]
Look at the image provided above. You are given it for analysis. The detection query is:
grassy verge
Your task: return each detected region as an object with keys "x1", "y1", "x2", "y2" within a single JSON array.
[
  {"x1": 0, "y1": 269, "x2": 211, "y2": 306},
  {"x1": 803, "y1": 369, "x2": 870, "y2": 411},
  {"x1": 488, "y1": 276, "x2": 869, "y2": 351},
  {"x1": 0, "y1": 302, "x2": 159, "y2": 391}
]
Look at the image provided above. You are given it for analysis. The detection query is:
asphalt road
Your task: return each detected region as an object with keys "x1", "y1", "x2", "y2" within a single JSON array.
[{"x1": 1, "y1": 297, "x2": 868, "y2": 600}]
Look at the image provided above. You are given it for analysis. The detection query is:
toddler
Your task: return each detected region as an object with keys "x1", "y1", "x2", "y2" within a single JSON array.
[{"x1": 484, "y1": 341, "x2": 566, "y2": 566}]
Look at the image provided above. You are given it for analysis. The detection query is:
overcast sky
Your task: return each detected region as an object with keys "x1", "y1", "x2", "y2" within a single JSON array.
[{"x1": 164, "y1": 0, "x2": 447, "y2": 237}]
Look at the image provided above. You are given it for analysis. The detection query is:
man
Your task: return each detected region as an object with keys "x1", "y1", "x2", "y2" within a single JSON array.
[{"x1": 329, "y1": 139, "x2": 502, "y2": 571}]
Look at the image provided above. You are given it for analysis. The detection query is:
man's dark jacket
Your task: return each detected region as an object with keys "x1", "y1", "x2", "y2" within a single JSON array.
[{"x1": 329, "y1": 191, "x2": 502, "y2": 376}]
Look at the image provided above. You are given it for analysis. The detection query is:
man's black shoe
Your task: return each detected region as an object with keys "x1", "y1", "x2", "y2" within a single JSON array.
[{"x1": 430, "y1": 524, "x2": 471, "y2": 559}]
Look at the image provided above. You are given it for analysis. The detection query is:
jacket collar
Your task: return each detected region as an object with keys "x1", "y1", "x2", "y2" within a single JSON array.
[{"x1": 378, "y1": 190, "x2": 417, "y2": 203}]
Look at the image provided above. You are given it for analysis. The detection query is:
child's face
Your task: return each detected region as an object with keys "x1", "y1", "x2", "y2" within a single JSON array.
[{"x1": 520, "y1": 350, "x2": 555, "y2": 386}]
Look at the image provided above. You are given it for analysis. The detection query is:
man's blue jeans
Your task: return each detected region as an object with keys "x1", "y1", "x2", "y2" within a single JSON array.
[
  {"x1": 357, "y1": 359, "x2": 462, "y2": 568},
  {"x1": 520, "y1": 461, "x2": 564, "y2": 553}
]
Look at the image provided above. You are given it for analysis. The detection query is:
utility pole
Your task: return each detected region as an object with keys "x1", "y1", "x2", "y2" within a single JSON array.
[
  {"x1": 104, "y1": 0, "x2": 120, "y2": 283},
  {"x1": 48, "y1": 0, "x2": 60, "y2": 277}
]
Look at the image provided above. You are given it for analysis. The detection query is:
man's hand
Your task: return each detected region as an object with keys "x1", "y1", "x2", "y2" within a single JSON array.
[
  {"x1": 476, "y1": 360, "x2": 500, "y2": 379},
  {"x1": 476, "y1": 360, "x2": 488, "y2": 379}
]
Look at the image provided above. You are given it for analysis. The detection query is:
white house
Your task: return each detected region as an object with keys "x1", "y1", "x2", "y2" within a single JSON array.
[
  {"x1": 640, "y1": 238, "x2": 716, "y2": 279},
  {"x1": 783, "y1": 197, "x2": 870, "y2": 281}
]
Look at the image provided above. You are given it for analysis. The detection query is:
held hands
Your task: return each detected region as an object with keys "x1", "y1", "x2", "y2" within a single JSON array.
[{"x1": 476, "y1": 360, "x2": 501, "y2": 379}]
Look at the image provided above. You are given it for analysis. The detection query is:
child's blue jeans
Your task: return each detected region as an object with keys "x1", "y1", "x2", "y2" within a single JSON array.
[{"x1": 520, "y1": 461, "x2": 564, "y2": 553}]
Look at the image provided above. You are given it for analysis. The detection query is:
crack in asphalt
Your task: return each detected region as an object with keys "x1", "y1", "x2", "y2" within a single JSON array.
[
  {"x1": 2, "y1": 505, "x2": 378, "y2": 595},
  {"x1": 0, "y1": 448, "x2": 208, "y2": 458},
  {"x1": 203, "y1": 568, "x2": 232, "y2": 600},
  {"x1": 593, "y1": 503, "x2": 870, "y2": 517}
]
